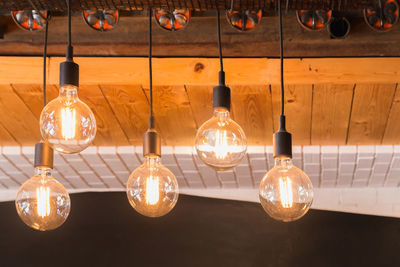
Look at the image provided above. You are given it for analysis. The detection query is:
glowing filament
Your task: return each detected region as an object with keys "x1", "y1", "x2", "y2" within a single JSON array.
[
  {"x1": 279, "y1": 177, "x2": 293, "y2": 208},
  {"x1": 214, "y1": 130, "x2": 228, "y2": 160},
  {"x1": 61, "y1": 107, "x2": 76, "y2": 139},
  {"x1": 145, "y1": 176, "x2": 159, "y2": 205},
  {"x1": 36, "y1": 186, "x2": 50, "y2": 218}
]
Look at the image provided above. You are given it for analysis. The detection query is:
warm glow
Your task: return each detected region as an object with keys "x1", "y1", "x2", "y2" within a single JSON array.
[
  {"x1": 214, "y1": 129, "x2": 229, "y2": 159},
  {"x1": 36, "y1": 186, "x2": 50, "y2": 218},
  {"x1": 279, "y1": 177, "x2": 293, "y2": 208},
  {"x1": 61, "y1": 107, "x2": 76, "y2": 139},
  {"x1": 145, "y1": 175, "x2": 159, "y2": 205}
]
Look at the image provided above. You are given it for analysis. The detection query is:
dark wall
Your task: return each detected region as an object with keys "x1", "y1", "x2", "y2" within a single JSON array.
[{"x1": 1, "y1": 192, "x2": 399, "y2": 267}]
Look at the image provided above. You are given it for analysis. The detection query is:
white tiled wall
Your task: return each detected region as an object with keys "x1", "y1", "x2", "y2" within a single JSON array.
[{"x1": 0, "y1": 145, "x2": 400, "y2": 191}]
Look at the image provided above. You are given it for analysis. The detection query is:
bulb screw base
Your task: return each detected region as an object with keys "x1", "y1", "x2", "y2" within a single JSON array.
[
  {"x1": 143, "y1": 129, "x2": 161, "y2": 157},
  {"x1": 273, "y1": 115, "x2": 292, "y2": 158},
  {"x1": 59, "y1": 46, "x2": 79, "y2": 88},
  {"x1": 213, "y1": 72, "x2": 231, "y2": 111},
  {"x1": 34, "y1": 142, "x2": 54, "y2": 169}
]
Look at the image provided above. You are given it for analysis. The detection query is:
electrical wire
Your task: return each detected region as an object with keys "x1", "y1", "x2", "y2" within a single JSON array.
[
  {"x1": 278, "y1": 0, "x2": 285, "y2": 116},
  {"x1": 43, "y1": 19, "x2": 48, "y2": 108},
  {"x1": 148, "y1": 10, "x2": 154, "y2": 128},
  {"x1": 67, "y1": 0, "x2": 71, "y2": 47},
  {"x1": 217, "y1": 9, "x2": 224, "y2": 73},
  {"x1": 27, "y1": 0, "x2": 49, "y2": 108}
]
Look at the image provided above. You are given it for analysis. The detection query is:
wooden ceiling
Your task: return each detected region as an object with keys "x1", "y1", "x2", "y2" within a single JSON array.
[{"x1": 0, "y1": 56, "x2": 399, "y2": 146}]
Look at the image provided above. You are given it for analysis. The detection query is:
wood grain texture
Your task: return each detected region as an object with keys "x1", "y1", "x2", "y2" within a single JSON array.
[
  {"x1": 0, "y1": 123, "x2": 18, "y2": 145},
  {"x1": 78, "y1": 85, "x2": 130, "y2": 146},
  {"x1": 11, "y1": 84, "x2": 59, "y2": 118},
  {"x1": 347, "y1": 84, "x2": 396, "y2": 145},
  {"x1": 185, "y1": 85, "x2": 213, "y2": 128},
  {"x1": 271, "y1": 84, "x2": 313, "y2": 145},
  {"x1": 1, "y1": 16, "x2": 399, "y2": 58},
  {"x1": 0, "y1": 84, "x2": 40, "y2": 144},
  {"x1": 144, "y1": 86, "x2": 197, "y2": 146},
  {"x1": 382, "y1": 85, "x2": 400, "y2": 144},
  {"x1": 0, "y1": 57, "x2": 397, "y2": 85},
  {"x1": 231, "y1": 85, "x2": 274, "y2": 145},
  {"x1": 312, "y1": 84, "x2": 354, "y2": 145},
  {"x1": 100, "y1": 85, "x2": 149, "y2": 145},
  {"x1": 0, "y1": 83, "x2": 400, "y2": 146}
]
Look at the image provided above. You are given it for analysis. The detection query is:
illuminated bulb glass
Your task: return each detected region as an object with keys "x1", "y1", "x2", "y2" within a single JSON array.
[
  {"x1": 126, "y1": 156, "x2": 179, "y2": 217},
  {"x1": 40, "y1": 85, "x2": 96, "y2": 154},
  {"x1": 195, "y1": 108, "x2": 247, "y2": 170},
  {"x1": 15, "y1": 167, "x2": 71, "y2": 231},
  {"x1": 259, "y1": 157, "x2": 313, "y2": 222}
]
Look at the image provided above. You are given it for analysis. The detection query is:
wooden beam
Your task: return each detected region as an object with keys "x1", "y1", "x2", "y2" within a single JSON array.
[
  {"x1": 2, "y1": 56, "x2": 400, "y2": 85},
  {"x1": 2, "y1": 16, "x2": 400, "y2": 58}
]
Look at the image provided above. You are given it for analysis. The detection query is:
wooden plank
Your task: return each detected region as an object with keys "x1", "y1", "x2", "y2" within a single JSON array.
[
  {"x1": 1, "y1": 16, "x2": 398, "y2": 58},
  {"x1": 144, "y1": 86, "x2": 198, "y2": 146},
  {"x1": 271, "y1": 84, "x2": 313, "y2": 145},
  {"x1": 185, "y1": 85, "x2": 213, "y2": 128},
  {"x1": 347, "y1": 84, "x2": 396, "y2": 145},
  {"x1": 311, "y1": 84, "x2": 354, "y2": 145},
  {"x1": 0, "y1": 84, "x2": 41, "y2": 144},
  {"x1": 382, "y1": 85, "x2": 400, "y2": 144},
  {"x1": 231, "y1": 85, "x2": 274, "y2": 145},
  {"x1": 1, "y1": 57, "x2": 400, "y2": 85},
  {"x1": 12, "y1": 84, "x2": 59, "y2": 118},
  {"x1": 45, "y1": 57, "x2": 400, "y2": 86},
  {"x1": 78, "y1": 85, "x2": 130, "y2": 146},
  {"x1": 100, "y1": 85, "x2": 149, "y2": 145},
  {"x1": 0, "y1": 123, "x2": 18, "y2": 145}
]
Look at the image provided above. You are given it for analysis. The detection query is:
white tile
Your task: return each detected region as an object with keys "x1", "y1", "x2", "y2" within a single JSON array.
[{"x1": 357, "y1": 146, "x2": 375, "y2": 157}]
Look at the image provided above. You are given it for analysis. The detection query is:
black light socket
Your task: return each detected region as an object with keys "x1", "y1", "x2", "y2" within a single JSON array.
[
  {"x1": 59, "y1": 46, "x2": 79, "y2": 88},
  {"x1": 34, "y1": 142, "x2": 54, "y2": 169},
  {"x1": 143, "y1": 128, "x2": 161, "y2": 157},
  {"x1": 273, "y1": 115, "x2": 292, "y2": 158},
  {"x1": 213, "y1": 71, "x2": 231, "y2": 111}
]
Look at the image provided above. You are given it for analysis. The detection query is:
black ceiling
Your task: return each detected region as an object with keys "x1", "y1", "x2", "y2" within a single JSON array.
[{"x1": 0, "y1": 192, "x2": 399, "y2": 267}]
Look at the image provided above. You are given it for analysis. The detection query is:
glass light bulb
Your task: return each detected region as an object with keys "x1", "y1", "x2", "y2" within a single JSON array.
[
  {"x1": 126, "y1": 156, "x2": 179, "y2": 217},
  {"x1": 40, "y1": 85, "x2": 96, "y2": 154},
  {"x1": 195, "y1": 108, "x2": 247, "y2": 170},
  {"x1": 15, "y1": 167, "x2": 71, "y2": 231},
  {"x1": 259, "y1": 157, "x2": 314, "y2": 222}
]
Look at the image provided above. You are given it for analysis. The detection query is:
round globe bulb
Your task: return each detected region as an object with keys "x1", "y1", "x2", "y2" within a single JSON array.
[
  {"x1": 15, "y1": 167, "x2": 71, "y2": 231},
  {"x1": 126, "y1": 156, "x2": 179, "y2": 217},
  {"x1": 195, "y1": 108, "x2": 247, "y2": 170},
  {"x1": 259, "y1": 157, "x2": 313, "y2": 222},
  {"x1": 40, "y1": 85, "x2": 96, "y2": 154}
]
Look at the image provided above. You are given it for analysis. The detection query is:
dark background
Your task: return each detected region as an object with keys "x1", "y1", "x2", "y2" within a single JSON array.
[{"x1": 1, "y1": 192, "x2": 399, "y2": 267}]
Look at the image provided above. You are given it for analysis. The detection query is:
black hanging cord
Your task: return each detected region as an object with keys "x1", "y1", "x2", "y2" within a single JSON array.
[
  {"x1": 27, "y1": 0, "x2": 49, "y2": 108},
  {"x1": 66, "y1": 0, "x2": 73, "y2": 61},
  {"x1": 278, "y1": 0, "x2": 285, "y2": 117},
  {"x1": 217, "y1": 9, "x2": 225, "y2": 85},
  {"x1": 43, "y1": 19, "x2": 48, "y2": 108},
  {"x1": 148, "y1": 10, "x2": 154, "y2": 129}
]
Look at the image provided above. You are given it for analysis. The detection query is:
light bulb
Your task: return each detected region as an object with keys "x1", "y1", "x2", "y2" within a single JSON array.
[
  {"x1": 15, "y1": 167, "x2": 71, "y2": 231},
  {"x1": 40, "y1": 85, "x2": 96, "y2": 154},
  {"x1": 126, "y1": 156, "x2": 179, "y2": 217},
  {"x1": 195, "y1": 108, "x2": 247, "y2": 170},
  {"x1": 259, "y1": 157, "x2": 313, "y2": 222}
]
